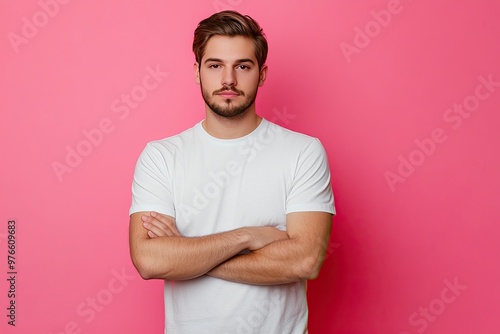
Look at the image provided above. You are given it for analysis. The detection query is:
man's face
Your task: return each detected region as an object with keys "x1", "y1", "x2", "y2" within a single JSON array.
[{"x1": 195, "y1": 35, "x2": 267, "y2": 118}]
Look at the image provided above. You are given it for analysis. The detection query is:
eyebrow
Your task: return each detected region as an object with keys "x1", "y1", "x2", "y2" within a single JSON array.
[{"x1": 204, "y1": 58, "x2": 255, "y2": 65}]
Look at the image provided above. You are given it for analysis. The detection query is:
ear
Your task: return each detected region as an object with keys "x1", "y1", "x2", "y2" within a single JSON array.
[
  {"x1": 194, "y1": 62, "x2": 200, "y2": 85},
  {"x1": 258, "y1": 65, "x2": 268, "y2": 87}
]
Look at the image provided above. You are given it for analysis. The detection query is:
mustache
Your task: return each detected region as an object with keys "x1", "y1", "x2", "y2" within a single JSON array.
[{"x1": 213, "y1": 86, "x2": 244, "y2": 96}]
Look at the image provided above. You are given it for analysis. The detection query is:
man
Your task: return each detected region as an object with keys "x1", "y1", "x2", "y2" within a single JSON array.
[{"x1": 129, "y1": 10, "x2": 335, "y2": 334}]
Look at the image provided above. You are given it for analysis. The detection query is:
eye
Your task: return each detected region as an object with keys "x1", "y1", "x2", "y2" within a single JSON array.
[
  {"x1": 209, "y1": 64, "x2": 222, "y2": 69},
  {"x1": 237, "y1": 65, "x2": 250, "y2": 70}
]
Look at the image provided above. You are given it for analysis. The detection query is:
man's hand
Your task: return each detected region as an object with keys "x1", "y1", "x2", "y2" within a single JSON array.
[
  {"x1": 142, "y1": 212, "x2": 289, "y2": 250},
  {"x1": 206, "y1": 211, "x2": 333, "y2": 284},
  {"x1": 142, "y1": 211, "x2": 181, "y2": 238},
  {"x1": 244, "y1": 227, "x2": 289, "y2": 250},
  {"x1": 133, "y1": 211, "x2": 297, "y2": 281},
  {"x1": 130, "y1": 211, "x2": 255, "y2": 280}
]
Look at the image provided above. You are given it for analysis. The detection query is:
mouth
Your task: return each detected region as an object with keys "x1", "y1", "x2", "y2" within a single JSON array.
[
  {"x1": 217, "y1": 92, "x2": 239, "y2": 98},
  {"x1": 214, "y1": 87, "x2": 242, "y2": 99}
]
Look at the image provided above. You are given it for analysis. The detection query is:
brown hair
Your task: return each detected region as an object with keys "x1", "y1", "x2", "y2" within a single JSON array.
[{"x1": 193, "y1": 10, "x2": 268, "y2": 69}]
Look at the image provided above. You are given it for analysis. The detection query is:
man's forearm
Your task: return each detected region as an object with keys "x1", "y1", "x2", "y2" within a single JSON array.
[
  {"x1": 206, "y1": 237, "x2": 324, "y2": 285},
  {"x1": 133, "y1": 211, "x2": 330, "y2": 283},
  {"x1": 130, "y1": 212, "x2": 289, "y2": 281},
  {"x1": 132, "y1": 228, "x2": 250, "y2": 281}
]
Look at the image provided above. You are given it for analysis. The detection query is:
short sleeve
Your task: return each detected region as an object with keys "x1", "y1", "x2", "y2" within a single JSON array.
[
  {"x1": 129, "y1": 143, "x2": 175, "y2": 217},
  {"x1": 286, "y1": 138, "x2": 335, "y2": 215}
]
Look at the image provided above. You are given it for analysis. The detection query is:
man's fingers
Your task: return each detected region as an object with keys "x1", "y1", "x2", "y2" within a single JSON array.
[
  {"x1": 150, "y1": 212, "x2": 181, "y2": 236},
  {"x1": 246, "y1": 226, "x2": 290, "y2": 251},
  {"x1": 142, "y1": 215, "x2": 174, "y2": 237},
  {"x1": 143, "y1": 220, "x2": 173, "y2": 237},
  {"x1": 141, "y1": 212, "x2": 181, "y2": 237}
]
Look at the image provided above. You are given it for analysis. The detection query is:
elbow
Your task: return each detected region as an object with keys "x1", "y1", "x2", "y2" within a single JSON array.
[
  {"x1": 298, "y1": 256, "x2": 324, "y2": 280},
  {"x1": 131, "y1": 250, "x2": 178, "y2": 280},
  {"x1": 130, "y1": 239, "x2": 172, "y2": 280},
  {"x1": 130, "y1": 253, "x2": 159, "y2": 280},
  {"x1": 136, "y1": 265, "x2": 155, "y2": 281},
  {"x1": 305, "y1": 267, "x2": 322, "y2": 280}
]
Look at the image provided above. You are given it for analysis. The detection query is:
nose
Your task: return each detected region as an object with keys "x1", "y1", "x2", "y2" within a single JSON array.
[{"x1": 221, "y1": 67, "x2": 237, "y2": 87}]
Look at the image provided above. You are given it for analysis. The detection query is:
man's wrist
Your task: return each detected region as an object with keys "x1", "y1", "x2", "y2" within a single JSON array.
[{"x1": 236, "y1": 227, "x2": 252, "y2": 250}]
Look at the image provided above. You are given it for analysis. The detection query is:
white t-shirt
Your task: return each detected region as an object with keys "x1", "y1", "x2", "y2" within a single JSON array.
[{"x1": 130, "y1": 118, "x2": 335, "y2": 334}]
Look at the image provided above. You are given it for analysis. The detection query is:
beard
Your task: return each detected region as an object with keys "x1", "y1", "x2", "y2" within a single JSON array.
[{"x1": 200, "y1": 81, "x2": 258, "y2": 119}]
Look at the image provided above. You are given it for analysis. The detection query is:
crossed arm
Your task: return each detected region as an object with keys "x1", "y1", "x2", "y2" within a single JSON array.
[{"x1": 129, "y1": 211, "x2": 332, "y2": 285}]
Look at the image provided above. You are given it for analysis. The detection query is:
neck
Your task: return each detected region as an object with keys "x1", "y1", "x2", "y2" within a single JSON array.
[{"x1": 202, "y1": 105, "x2": 262, "y2": 139}]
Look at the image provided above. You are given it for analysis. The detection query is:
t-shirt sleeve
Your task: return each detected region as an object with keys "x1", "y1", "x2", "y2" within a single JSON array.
[
  {"x1": 129, "y1": 142, "x2": 176, "y2": 217},
  {"x1": 286, "y1": 138, "x2": 335, "y2": 215}
]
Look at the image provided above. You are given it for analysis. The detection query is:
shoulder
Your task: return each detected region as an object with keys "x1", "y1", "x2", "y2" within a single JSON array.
[
  {"x1": 262, "y1": 119, "x2": 325, "y2": 153},
  {"x1": 141, "y1": 122, "x2": 199, "y2": 156}
]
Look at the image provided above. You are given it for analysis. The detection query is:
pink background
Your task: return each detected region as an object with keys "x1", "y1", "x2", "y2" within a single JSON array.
[{"x1": 1, "y1": 0, "x2": 499, "y2": 333}]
